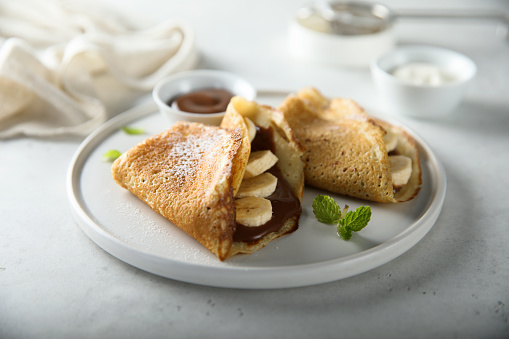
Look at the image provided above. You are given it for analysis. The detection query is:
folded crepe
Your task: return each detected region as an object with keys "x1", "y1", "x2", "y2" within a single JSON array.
[
  {"x1": 111, "y1": 97, "x2": 304, "y2": 260},
  {"x1": 278, "y1": 87, "x2": 422, "y2": 203}
]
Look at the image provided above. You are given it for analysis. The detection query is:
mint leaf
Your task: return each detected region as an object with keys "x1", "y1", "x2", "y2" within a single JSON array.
[
  {"x1": 102, "y1": 149, "x2": 121, "y2": 162},
  {"x1": 121, "y1": 126, "x2": 145, "y2": 135},
  {"x1": 312, "y1": 195, "x2": 343, "y2": 224},
  {"x1": 340, "y1": 206, "x2": 372, "y2": 231},
  {"x1": 337, "y1": 206, "x2": 372, "y2": 240},
  {"x1": 313, "y1": 195, "x2": 372, "y2": 241},
  {"x1": 338, "y1": 225, "x2": 353, "y2": 240}
]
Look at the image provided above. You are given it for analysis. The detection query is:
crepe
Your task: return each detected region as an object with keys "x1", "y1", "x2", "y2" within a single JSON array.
[
  {"x1": 112, "y1": 122, "x2": 242, "y2": 260},
  {"x1": 111, "y1": 97, "x2": 304, "y2": 261},
  {"x1": 278, "y1": 87, "x2": 422, "y2": 203}
]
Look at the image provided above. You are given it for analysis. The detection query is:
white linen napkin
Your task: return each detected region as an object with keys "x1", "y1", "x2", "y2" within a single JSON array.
[{"x1": 0, "y1": 0, "x2": 198, "y2": 138}]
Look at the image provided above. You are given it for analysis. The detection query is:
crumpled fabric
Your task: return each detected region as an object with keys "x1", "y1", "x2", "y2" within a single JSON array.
[{"x1": 0, "y1": 0, "x2": 198, "y2": 138}]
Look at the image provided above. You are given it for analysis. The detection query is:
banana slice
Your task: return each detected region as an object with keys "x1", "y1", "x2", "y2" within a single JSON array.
[
  {"x1": 237, "y1": 172, "x2": 278, "y2": 198},
  {"x1": 389, "y1": 155, "x2": 412, "y2": 188},
  {"x1": 244, "y1": 117, "x2": 257, "y2": 142},
  {"x1": 384, "y1": 129, "x2": 398, "y2": 152},
  {"x1": 234, "y1": 196, "x2": 273, "y2": 227},
  {"x1": 244, "y1": 150, "x2": 278, "y2": 178}
]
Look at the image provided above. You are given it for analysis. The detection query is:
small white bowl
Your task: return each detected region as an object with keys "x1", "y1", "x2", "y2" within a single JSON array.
[
  {"x1": 153, "y1": 69, "x2": 257, "y2": 126},
  {"x1": 371, "y1": 45, "x2": 476, "y2": 118}
]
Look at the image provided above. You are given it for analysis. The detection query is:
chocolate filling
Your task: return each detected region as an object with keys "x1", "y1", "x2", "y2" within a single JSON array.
[{"x1": 233, "y1": 126, "x2": 302, "y2": 243}]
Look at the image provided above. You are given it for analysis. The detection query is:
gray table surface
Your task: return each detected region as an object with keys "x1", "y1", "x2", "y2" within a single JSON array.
[{"x1": 2, "y1": 0, "x2": 508, "y2": 338}]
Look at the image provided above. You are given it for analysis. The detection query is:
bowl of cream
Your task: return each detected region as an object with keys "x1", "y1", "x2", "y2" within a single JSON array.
[
  {"x1": 371, "y1": 45, "x2": 476, "y2": 118},
  {"x1": 153, "y1": 69, "x2": 257, "y2": 126}
]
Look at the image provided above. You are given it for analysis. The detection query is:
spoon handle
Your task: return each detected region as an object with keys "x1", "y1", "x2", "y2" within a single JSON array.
[
  {"x1": 395, "y1": 9, "x2": 508, "y2": 24},
  {"x1": 395, "y1": 9, "x2": 509, "y2": 41}
]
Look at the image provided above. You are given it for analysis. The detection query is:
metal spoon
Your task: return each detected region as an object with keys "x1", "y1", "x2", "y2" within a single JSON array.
[{"x1": 307, "y1": 1, "x2": 509, "y2": 40}]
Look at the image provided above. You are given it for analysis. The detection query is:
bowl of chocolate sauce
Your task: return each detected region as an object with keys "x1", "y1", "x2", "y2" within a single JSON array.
[{"x1": 153, "y1": 69, "x2": 257, "y2": 125}]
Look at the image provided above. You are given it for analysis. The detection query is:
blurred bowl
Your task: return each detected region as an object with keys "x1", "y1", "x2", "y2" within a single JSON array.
[
  {"x1": 289, "y1": 1, "x2": 395, "y2": 68},
  {"x1": 153, "y1": 69, "x2": 257, "y2": 126},
  {"x1": 371, "y1": 45, "x2": 476, "y2": 118}
]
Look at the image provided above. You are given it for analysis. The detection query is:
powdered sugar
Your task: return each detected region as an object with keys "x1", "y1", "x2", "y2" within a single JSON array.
[{"x1": 165, "y1": 129, "x2": 230, "y2": 187}]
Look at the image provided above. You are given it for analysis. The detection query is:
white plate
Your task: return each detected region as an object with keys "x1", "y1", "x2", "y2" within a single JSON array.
[{"x1": 67, "y1": 98, "x2": 446, "y2": 289}]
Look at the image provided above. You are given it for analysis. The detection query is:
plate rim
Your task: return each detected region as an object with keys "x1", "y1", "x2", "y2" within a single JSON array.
[{"x1": 67, "y1": 102, "x2": 446, "y2": 289}]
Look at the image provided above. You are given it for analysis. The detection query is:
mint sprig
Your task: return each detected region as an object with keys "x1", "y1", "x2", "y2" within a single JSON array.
[{"x1": 312, "y1": 195, "x2": 372, "y2": 240}]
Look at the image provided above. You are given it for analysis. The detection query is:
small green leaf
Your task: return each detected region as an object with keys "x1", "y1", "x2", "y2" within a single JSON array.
[
  {"x1": 102, "y1": 149, "x2": 121, "y2": 162},
  {"x1": 337, "y1": 206, "x2": 372, "y2": 240},
  {"x1": 341, "y1": 206, "x2": 372, "y2": 232},
  {"x1": 121, "y1": 126, "x2": 145, "y2": 135},
  {"x1": 312, "y1": 195, "x2": 343, "y2": 224},
  {"x1": 338, "y1": 225, "x2": 353, "y2": 241}
]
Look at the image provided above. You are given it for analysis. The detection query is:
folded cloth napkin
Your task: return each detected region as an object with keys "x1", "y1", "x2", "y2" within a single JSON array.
[{"x1": 0, "y1": 0, "x2": 198, "y2": 138}]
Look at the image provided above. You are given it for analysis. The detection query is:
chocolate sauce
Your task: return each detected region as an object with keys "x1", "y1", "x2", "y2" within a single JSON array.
[
  {"x1": 233, "y1": 127, "x2": 302, "y2": 243},
  {"x1": 169, "y1": 88, "x2": 234, "y2": 114}
]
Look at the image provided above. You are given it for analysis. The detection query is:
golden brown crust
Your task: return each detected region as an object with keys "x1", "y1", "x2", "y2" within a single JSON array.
[
  {"x1": 219, "y1": 102, "x2": 251, "y2": 197},
  {"x1": 111, "y1": 121, "x2": 242, "y2": 260},
  {"x1": 278, "y1": 87, "x2": 422, "y2": 203}
]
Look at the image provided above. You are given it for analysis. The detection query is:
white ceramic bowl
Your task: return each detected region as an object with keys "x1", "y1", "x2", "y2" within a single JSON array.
[
  {"x1": 371, "y1": 45, "x2": 476, "y2": 118},
  {"x1": 153, "y1": 69, "x2": 257, "y2": 126}
]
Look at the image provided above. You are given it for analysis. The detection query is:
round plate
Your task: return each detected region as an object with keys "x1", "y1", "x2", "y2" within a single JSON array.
[{"x1": 67, "y1": 99, "x2": 446, "y2": 289}]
